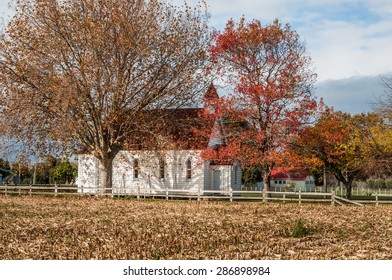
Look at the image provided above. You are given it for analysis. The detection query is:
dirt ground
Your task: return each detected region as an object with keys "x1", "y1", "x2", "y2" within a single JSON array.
[{"x1": 0, "y1": 196, "x2": 391, "y2": 259}]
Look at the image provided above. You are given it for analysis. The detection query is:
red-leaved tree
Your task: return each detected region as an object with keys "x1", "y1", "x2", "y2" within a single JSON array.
[{"x1": 202, "y1": 18, "x2": 319, "y2": 192}]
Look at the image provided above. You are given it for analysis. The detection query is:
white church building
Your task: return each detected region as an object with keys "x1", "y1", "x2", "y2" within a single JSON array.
[{"x1": 77, "y1": 85, "x2": 242, "y2": 196}]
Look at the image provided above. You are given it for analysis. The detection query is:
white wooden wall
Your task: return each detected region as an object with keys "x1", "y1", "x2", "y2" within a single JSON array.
[
  {"x1": 78, "y1": 150, "x2": 205, "y2": 194},
  {"x1": 77, "y1": 150, "x2": 241, "y2": 194},
  {"x1": 270, "y1": 176, "x2": 316, "y2": 192},
  {"x1": 112, "y1": 150, "x2": 204, "y2": 194},
  {"x1": 77, "y1": 155, "x2": 100, "y2": 193}
]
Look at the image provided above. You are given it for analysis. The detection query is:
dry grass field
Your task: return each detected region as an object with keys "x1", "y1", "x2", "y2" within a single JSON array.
[{"x1": 0, "y1": 196, "x2": 391, "y2": 260}]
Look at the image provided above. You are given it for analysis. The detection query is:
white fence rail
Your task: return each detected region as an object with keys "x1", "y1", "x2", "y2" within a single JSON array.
[
  {"x1": 0, "y1": 184, "x2": 78, "y2": 197},
  {"x1": 243, "y1": 185, "x2": 392, "y2": 195},
  {"x1": 1, "y1": 184, "x2": 392, "y2": 205}
]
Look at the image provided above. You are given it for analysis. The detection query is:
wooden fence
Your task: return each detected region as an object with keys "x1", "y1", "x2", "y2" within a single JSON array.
[
  {"x1": 1, "y1": 184, "x2": 392, "y2": 206},
  {"x1": 0, "y1": 184, "x2": 78, "y2": 197}
]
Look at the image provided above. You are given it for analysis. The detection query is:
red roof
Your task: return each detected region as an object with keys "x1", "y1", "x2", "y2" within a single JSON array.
[
  {"x1": 270, "y1": 168, "x2": 309, "y2": 180},
  {"x1": 124, "y1": 84, "x2": 219, "y2": 151},
  {"x1": 124, "y1": 108, "x2": 214, "y2": 150}
]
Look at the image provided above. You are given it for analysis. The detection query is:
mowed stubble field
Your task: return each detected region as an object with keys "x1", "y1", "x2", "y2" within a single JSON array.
[{"x1": 0, "y1": 196, "x2": 391, "y2": 260}]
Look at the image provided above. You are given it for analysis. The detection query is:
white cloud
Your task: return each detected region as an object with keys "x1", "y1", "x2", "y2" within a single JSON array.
[
  {"x1": 177, "y1": 0, "x2": 392, "y2": 82},
  {"x1": 368, "y1": 0, "x2": 392, "y2": 17},
  {"x1": 207, "y1": 0, "x2": 293, "y2": 22},
  {"x1": 0, "y1": 0, "x2": 11, "y2": 16},
  {"x1": 302, "y1": 17, "x2": 392, "y2": 81}
]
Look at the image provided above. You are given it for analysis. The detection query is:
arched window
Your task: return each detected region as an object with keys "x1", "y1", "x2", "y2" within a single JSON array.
[
  {"x1": 186, "y1": 159, "x2": 191, "y2": 180},
  {"x1": 134, "y1": 159, "x2": 139, "y2": 179},
  {"x1": 159, "y1": 158, "x2": 165, "y2": 179}
]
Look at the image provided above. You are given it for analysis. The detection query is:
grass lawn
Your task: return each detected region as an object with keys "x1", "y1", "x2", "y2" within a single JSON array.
[{"x1": 0, "y1": 196, "x2": 392, "y2": 260}]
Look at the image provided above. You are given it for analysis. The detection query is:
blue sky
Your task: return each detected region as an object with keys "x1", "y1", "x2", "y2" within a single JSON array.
[{"x1": 1, "y1": 0, "x2": 391, "y2": 114}]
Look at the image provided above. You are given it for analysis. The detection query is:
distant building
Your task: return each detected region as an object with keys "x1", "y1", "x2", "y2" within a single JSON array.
[
  {"x1": 270, "y1": 168, "x2": 315, "y2": 192},
  {"x1": 0, "y1": 167, "x2": 11, "y2": 185}
]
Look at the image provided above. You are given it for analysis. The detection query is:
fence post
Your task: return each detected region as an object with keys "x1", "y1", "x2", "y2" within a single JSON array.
[
  {"x1": 262, "y1": 188, "x2": 266, "y2": 202},
  {"x1": 299, "y1": 189, "x2": 302, "y2": 205},
  {"x1": 137, "y1": 184, "x2": 140, "y2": 200},
  {"x1": 4, "y1": 184, "x2": 7, "y2": 196},
  {"x1": 331, "y1": 191, "x2": 335, "y2": 206},
  {"x1": 283, "y1": 193, "x2": 286, "y2": 204},
  {"x1": 230, "y1": 188, "x2": 233, "y2": 202},
  {"x1": 18, "y1": 185, "x2": 21, "y2": 196},
  {"x1": 55, "y1": 183, "x2": 58, "y2": 197},
  {"x1": 166, "y1": 187, "x2": 169, "y2": 201},
  {"x1": 197, "y1": 187, "x2": 201, "y2": 202},
  {"x1": 29, "y1": 185, "x2": 32, "y2": 196},
  {"x1": 376, "y1": 193, "x2": 379, "y2": 206}
]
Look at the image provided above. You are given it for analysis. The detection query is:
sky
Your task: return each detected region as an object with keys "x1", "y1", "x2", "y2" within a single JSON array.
[
  {"x1": 171, "y1": 0, "x2": 392, "y2": 114},
  {"x1": 1, "y1": 0, "x2": 392, "y2": 114}
]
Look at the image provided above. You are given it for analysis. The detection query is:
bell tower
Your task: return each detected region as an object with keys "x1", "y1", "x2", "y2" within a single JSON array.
[{"x1": 203, "y1": 83, "x2": 219, "y2": 114}]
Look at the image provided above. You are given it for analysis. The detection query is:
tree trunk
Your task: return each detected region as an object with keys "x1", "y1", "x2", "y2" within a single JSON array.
[
  {"x1": 98, "y1": 156, "x2": 115, "y2": 194},
  {"x1": 33, "y1": 164, "x2": 37, "y2": 185},
  {"x1": 262, "y1": 169, "x2": 272, "y2": 199},
  {"x1": 333, "y1": 171, "x2": 353, "y2": 200},
  {"x1": 263, "y1": 176, "x2": 270, "y2": 192},
  {"x1": 345, "y1": 184, "x2": 352, "y2": 200}
]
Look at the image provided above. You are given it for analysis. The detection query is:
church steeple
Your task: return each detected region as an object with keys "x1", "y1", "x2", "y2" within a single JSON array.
[
  {"x1": 204, "y1": 83, "x2": 219, "y2": 114},
  {"x1": 204, "y1": 82, "x2": 219, "y2": 100}
]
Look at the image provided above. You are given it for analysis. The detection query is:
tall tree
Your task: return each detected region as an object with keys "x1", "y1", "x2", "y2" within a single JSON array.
[
  {"x1": 202, "y1": 18, "x2": 318, "y2": 192},
  {"x1": 0, "y1": 0, "x2": 210, "y2": 192}
]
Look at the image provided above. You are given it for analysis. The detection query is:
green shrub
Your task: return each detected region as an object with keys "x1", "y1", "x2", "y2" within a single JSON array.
[
  {"x1": 374, "y1": 178, "x2": 386, "y2": 189},
  {"x1": 366, "y1": 178, "x2": 375, "y2": 189},
  {"x1": 153, "y1": 251, "x2": 163, "y2": 260},
  {"x1": 385, "y1": 179, "x2": 392, "y2": 190},
  {"x1": 291, "y1": 219, "x2": 311, "y2": 238},
  {"x1": 364, "y1": 191, "x2": 373, "y2": 197}
]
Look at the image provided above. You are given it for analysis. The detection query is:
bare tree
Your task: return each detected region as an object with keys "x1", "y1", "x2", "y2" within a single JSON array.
[
  {"x1": 0, "y1": 0, "x2": 210, "y2": 192},
  {"x1": 375, "y1": 75, "x2": 392, "y2": 121}
]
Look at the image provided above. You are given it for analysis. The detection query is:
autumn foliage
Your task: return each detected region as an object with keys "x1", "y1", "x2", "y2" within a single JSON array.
[
  {"x1": 292, "y1": 111, "x2": 392, "y2": 199},
  {"x1": 0, "y1": 0, "x2": 210, "y2": 192},
  {"x1": 200, "y1": 18, "x2": 319, "y2": 191}
]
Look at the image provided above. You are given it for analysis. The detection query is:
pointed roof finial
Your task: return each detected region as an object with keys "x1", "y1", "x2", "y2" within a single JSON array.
[{"x1": 204, "y1": 82, "x2": 219, "y2": 100}]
